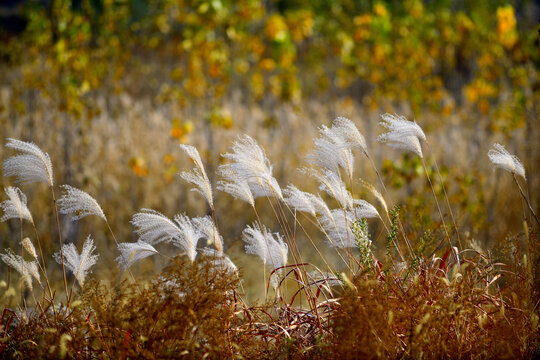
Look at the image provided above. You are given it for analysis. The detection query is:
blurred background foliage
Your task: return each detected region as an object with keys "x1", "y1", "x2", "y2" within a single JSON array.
[
  {"x1": 0, "y1": 0, "x2": 538, "y2": 295},
  {"x1": 1, "y1": 0, "x2": 537, "y2": 121}
]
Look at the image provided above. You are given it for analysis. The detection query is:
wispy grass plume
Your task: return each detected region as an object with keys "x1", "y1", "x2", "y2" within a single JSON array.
[
  {"x1": 131, "y1": 209, "x2": 183, "y2": 245},
  {"x1": 116, "y1": 240, "x2": 159, "y2": 270},
  {"x1": 53, "y1": 235, "x2": 98, "y2": 288},
  {"x1": 216, "y1": 165, "x2": 255, "y2": 207},
  {"x1": 0, "y1": 249, "x2": 41, "y2": 290},
  {"x1": 0, "y1": 187, "x2": 33, "y2": 223},
  {"x1": 193, "y1": 215, "x2": 223, "y2": 255},
  {"x1": 3, "y1": 138, "x2": 54, "y2": 186},
  {"x1": 220, "y1": 135, "x2": 282, "y2": 199},
  {"x1": 171, "y1": 214, "x2": 202, "y2": 262},
  {"x1": 179, "y1": 144, "x2": 214, "y2": 208},
  {"x1": 242, "y1": 223, "x2": 288, "y2": 270},
  {"x1": 57, "y1": 185, "x2": 106, "y2": 221},
  {"x1": 377, "y1": 113, "x2": 425, "y2": 157},
  {"x1": 488, "y1": 143, "x2": 526, "y2": 179}
]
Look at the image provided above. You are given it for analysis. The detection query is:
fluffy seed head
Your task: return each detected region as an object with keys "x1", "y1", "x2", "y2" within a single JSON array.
[
  {"x1": 131, "y1": 209, "x2": 183, "y2": 245},
  {"x1": 116, "y1": 240, "x2": 158, "y2": 270},
  {"x1": 0, "y1": 249, "x2": 41, "y2": 290},
  {"x1": 217, "y1": 164, "x2": 255, "y2": 207},
  {"x1": 242, "y1": 223, "x2": 288, "y2": 270},
  {"x1": 377, "y1": 114, "x2": 425, "y2": 157},
  {"x1": 221, "y1": 135, "x2": 282, "y2": 199},
  {"x1": 488, "y1": 143, "x2": 526, "y2": 179},
  {"x1": 3, "y1": 138, "x2": 54, "y2": 186},
  {"x1": 179, "y1": 144, "x2": 214, "y2": 208},
  {"x1": 332, "y1": 117, "x2": 368, "y2": 156},
  {"x1": 53, "y1": 235, "x2": 98, "y2": 288},
  {"x1": 305, "y1": 168, "x2": 354, "y2": 210},
  {"x1": 172, "y1": 214, "x2": 203, "y2": 262},
  {"x1": 57, "y1": 185, "x2": 106, "y2": 221},
  {"x1": 1, "y1": 187, "x2": 33, "y2": 224},
  {"x1": 193, "y1": 215, "x2": 223, "y2": 256},
  {"x1": 307, "y1": 125, "x2": 355, "y2": 179},
  {"x1": 318, "y1": 209, "x2": 358, "y2": 249}
]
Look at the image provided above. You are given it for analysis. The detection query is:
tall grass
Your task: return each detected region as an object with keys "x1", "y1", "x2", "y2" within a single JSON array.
[{"x1": 0, "y1": 115, "x2": 538, "y2": 359}]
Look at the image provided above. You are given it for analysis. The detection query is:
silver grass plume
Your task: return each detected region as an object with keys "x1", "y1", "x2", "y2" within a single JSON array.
[
  {"x1": 21, "y1": 237, "x2": 37, "y2": 259},
  {"x1": 379, "y1": 113, "x2": 426, "y2": 141},
  {"x1": 331, "y1": 117, "x2": 368, "y2": 156},
  {"x1": 305, "y1": 168, "x2": 354, "y2": 210},
  {"x1": 193, "y1": 215, "x2": 223, "y2": 255},
  {"x1": 488, "y1": 143, "x2": 526, "y2": 179},
  {"x1": 0, "y1": 249, "x2": 40, "y2": 290},
  {"x1": 1, "y1": 187, "x2": 33, "y2": 223},
  {"x1": 116, "y1": 240, "x2": 158, "y2": 270},
  {"x1": 3, "y1": 138, "x2": 54, "y2": 186},
  {"x1": 131, "y1": 209, "x2": 184, "y2": 245},
  {"x1": 306, "y1": 125, "x2": 354, "y2": 179},
  {"x1": 172, "y1": 214, "x2": 202, "y2": 262},
  {"x1": 53, "y1": 235, "x2": 98, "y2": 288},
  {"x1": 221, "y1": 135, "x2": 282, "y2": 199},
  {"x1": 283, "y1": 184, "x2": 329, "y2": 217},
  {"x1": 179, "y1": 144, "x2": 214, "y2": 208},
  {"x1": 317, "y1": 209, "x2": 357, "y2": 248},
  {"x1": 377, "y1": 113, "x2": 425, "y2": 158},
  {"x1": 57, "y1": 185, "x2": 106, "y2": 221},
  {"x1": 242, "y1": 223, "x2": 288, "y2": 270},
  {"x1": 216, "y1": 164, "x2": 255, "y2": 207},
  {"x1": 318, "y1": 209, "x2": 376, "y2": 248},
  {"x1": 353, "y1": 199, "x2": 380, "y2": 219}
]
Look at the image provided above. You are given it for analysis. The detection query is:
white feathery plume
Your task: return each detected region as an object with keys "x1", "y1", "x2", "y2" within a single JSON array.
[
  {"x1": 305, "y1": 168, "x2": 354, "y2": 210},
  {"x1": 116, "y1": 240, "x2": 158, "y2": 270},
  {"x1": 488, "y1": 143, "x2": 526, "y2": 179},
  {"x1": 318, "y1": 209, "x2": 357, "y2": 248},
  {"x1": 217, "y1": 164, "x2": 255, "y2": 207},
  {"x1": 307, "y1": 125, "x2": 354, "y2": 179},
  {"x1": 379, "y1": 113, "x2": 426, "y2": 141},
  {"x1": 57, "y1": 185, "x2": 106, "y2": 221},
  {"x1": 172, "y1": 214, "x2": 202, "y2": 262},
  {"x1": 283, "y1": 184, "x2": 330, "y2": 218},
  {"x1": 3, "y1": 138, "x2": 54, "y2": 186},
  {"x1": 1, "y1": 187, "x2": 33, "y2": 223},
  {"x1": 0, "y1": 249, "x2": 41, "y2": 290},
  {"x1": 131, "y1": 209, "x2": 183, "y2": 245},
  {"x1": 53, "y1": 235, "x2": 98, "y2": 287},
  {"x1": 331, "y1": 117, "x2": 368, "y2": 156},
  {"x1": 377, "y1": 113, "x2": 425, "y2": 158},
  {"x1": 193, "y1": 215, "x2": 223, "y2": 255},
  {"x1": 21, "y1": 237, "x2": 37, "y2": 259},
  {"x1": 242, "y1": 223, "x2": 288, "y2": 270},
  {"x1": 179, "y1": 144, "x2": 214, "y2": 208},
  {"x1": 353, "y1": 199, "x2": 380, "y2": 219},
  {"x1": 221, "y1": 135, "x2": 283, "y2": 199}
]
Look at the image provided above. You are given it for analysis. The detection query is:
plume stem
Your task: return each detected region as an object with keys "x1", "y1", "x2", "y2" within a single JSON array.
[
  {"x1": 366, "y1": 154, "x2": 410, "y2": 261},
  {"x1": 420, "y1": 158, "x2": 458, "y2": 264},
  {"x1": 425, "y1": 141, "x2": 463, "y2": 250},
  {"x1": 513, "y1": 174, "x2": 540, "y2": 227},
  {"x1": 51, "y1": 187, "x2": 70, "y2": 307}
]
